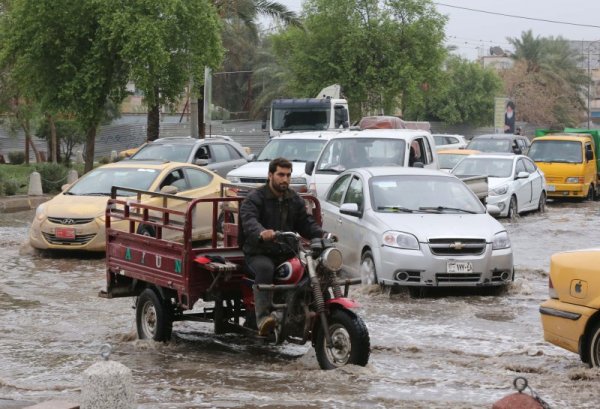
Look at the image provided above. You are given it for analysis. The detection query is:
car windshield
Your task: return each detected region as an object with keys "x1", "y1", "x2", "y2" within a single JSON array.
[
  {"x1": 371, "y1": 175, "x2": 484, "y2": 214},
  {"x1": 438, "y1": 153, "x2": 467, "y2": 170},
  {"x1": 528, "y1": 140, "x2": 582, "y2": 163},
  {"x1": 452, "y1": 157, "x2": 513, "y2": 178},
  {"x1": 467, "y1": 138, "x2": 512, "y2": 153},
  {"x1": 316, "y1": 138, "x2": 406, "y2": 173},
  {"x1": 257, "y1": 139, "x2": 327, "y2": 162},
  {"x1": 130, "y1": 143, "x2": 193, "y2": 162},
  {"x1": 67, "y1": 167, "x2": 159, "y2": 196},
  {"x1": 271, "y1": 107, "x2": 330, "y2": 131}
]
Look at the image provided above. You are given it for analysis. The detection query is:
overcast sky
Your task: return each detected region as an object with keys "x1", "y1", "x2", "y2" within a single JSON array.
[{"x1": 276, "y1": 0, "x2": 600, "y2": 60}]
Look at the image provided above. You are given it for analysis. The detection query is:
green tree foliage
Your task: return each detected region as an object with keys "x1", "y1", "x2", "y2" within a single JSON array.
[
  {"x1": 213, "y1": 1, "x2": 301, "y2": 120},
  {"x1": 36, "y1": 119, "x2": 86, "y2": 164},
  {"x1": 0, "y1": 0, "x2": 129, "y2": 172},
  {"x1": 408, "y1": 56, "x2": 502, "y2": 125},
  {"x1": 269, "y1": 0, "x2": 447, "y2": 118},
  {"x1": 505, "y1": 30, "x2": 587, "y2": 127},
  {"x1": 111, "y1": 0, "x2": 223, "y2": 140}
]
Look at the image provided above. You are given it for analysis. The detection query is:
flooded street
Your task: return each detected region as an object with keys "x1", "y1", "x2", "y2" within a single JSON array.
[{"x1": 1, "y1": 201, "x2": 600, "y2": 408}]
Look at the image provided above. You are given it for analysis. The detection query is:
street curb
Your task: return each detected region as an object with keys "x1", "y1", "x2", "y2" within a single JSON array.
[{"x1": 0, "y1": 195, "x2": 51, "y2": 213}]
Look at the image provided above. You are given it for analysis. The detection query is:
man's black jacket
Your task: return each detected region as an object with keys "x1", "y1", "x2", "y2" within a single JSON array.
[{"x1": 239, "y1": 184, "x2": 323, "y2": 256}]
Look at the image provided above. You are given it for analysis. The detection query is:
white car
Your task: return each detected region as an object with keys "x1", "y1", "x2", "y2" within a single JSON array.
[
  {"x1": 320, "y1": 167, "x2": 513, "y2": 295},
  {"x1": 307, "y1": 129, "x2": 438, "y2": 198},
  {"x1": 433, "y1": 134, "x2": 468, "y2": 151},
  {"x1": 226, "y1": 131, "x2": 340, "y2": 192},
  {"x1": 451, "y1": 153, "x2": 547, "y2": 218}
]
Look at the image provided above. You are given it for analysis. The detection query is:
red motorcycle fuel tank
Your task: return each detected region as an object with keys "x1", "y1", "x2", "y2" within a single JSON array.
[{"x1": 274, "y1": 257, "x2": 304, "y2": 285}]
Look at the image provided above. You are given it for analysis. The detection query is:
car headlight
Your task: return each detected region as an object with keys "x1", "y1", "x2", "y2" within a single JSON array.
[
  {"x1": 566, "y1": 177, "x2": 582, "y2": 183},
  {"x1": 489, "y1": 185, "x2": 508, "y2": 196},
  {"x1": 492, "y1": 231, "x2": 511, "y2": 250},
  {"x1": 35, "y1": 204, "x2": 47, "y2": 221},
  {"x1": 382, "y1": 231, "x2": 419, "y2": 250},
  {"x1": 290, "y1": 177, "x2": 307, "y2": 185},
  {"x1": 227, "y1": 176, "x2": 241, "y2": 184}
]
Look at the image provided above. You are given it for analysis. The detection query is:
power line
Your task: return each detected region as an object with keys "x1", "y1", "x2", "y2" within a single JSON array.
[{"x1": 435, "y1": 2, "x2": 600, "y2": 29}]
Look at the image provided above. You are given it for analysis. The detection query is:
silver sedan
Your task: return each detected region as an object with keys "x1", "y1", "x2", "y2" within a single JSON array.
[{"x1": 320, "y1": 167, "x2": 514, "y2": 294}]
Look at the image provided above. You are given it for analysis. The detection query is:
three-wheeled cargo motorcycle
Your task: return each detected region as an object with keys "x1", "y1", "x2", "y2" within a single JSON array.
[{"x1": 99, "y1": 186, "x2": 370, "y2": 369}]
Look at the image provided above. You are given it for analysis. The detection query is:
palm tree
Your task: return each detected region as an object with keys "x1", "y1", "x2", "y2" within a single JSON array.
[
  {"x1": 505, "y1": 30, "x2": 587, "y2": 127},
  {"x1": 208, "y1": 0, "x2": 302, "y2": 121}
]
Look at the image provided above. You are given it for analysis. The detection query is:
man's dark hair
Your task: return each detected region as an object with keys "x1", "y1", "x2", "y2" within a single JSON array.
[
  {"x1": 506, "y1": 100, "x2": 515, "y2": 110},
  {"x1": 269, "y1": 157, "x2": 293, "y2": 173}
]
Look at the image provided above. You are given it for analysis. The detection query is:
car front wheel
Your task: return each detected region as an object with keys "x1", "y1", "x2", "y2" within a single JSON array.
[
  {"x1": 507, "y1": 196, "x2": 518, "y2": 220},
  {"x1": 587, "y1": 321, "x2": 600, "y2": 367}
]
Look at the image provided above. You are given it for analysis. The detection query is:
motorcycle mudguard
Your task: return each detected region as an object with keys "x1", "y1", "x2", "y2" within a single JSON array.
[{"x1": 325, "y1": 297, "x2": 360, "y2": 309}]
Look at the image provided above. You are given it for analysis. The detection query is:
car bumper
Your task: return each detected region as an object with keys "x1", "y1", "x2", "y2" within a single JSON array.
[
  {"x1": 377, "y1": 243, "x2": 513, "y2": 287},
  {"x1": 545, "y1": 183, "x2": 587, "y2": 198},
  {"x1": 29, "y1": 217, "x2": 107, "y2": 251},
  {"x1": 485, "y1": 194, "x2": 512, "y2": 217},
  {"x1": 539, "y1": 298, "x2": 596, "y2": 356}
]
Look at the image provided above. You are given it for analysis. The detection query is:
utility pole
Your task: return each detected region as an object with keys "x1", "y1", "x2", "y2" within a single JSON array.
[{"x1": 587, "y1": 40, "x2": 600, "y2": 129}]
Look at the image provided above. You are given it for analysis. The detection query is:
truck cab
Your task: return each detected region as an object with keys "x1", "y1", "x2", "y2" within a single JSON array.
[
  {"x1": 263, "y1": 85, "x2": 350, "y2": 137},
  {"x1": 528, "y1": 132, "x2": 599, "y2": 200}
]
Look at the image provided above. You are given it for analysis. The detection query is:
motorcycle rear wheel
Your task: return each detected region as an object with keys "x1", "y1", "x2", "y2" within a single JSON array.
[
  {"x1": 315, "y1": 309, "x2": 370, "y2": 370},
  {"x1": 136, "y1": 288, "x2": 173, "y2": 342}
]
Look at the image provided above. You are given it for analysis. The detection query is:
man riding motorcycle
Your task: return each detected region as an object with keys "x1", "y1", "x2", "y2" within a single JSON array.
[{"x1": 239, "y1": 157, "x2": 327, "y2": 336}]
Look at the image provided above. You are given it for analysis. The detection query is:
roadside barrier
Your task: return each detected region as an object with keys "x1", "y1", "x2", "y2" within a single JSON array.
[{"x1": 80, "y1": 344, "x2": 135, "y2": 409}]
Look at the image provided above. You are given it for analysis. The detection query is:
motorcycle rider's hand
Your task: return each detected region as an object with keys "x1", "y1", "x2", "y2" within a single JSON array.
[{"x1": 259, "y1": 229, "x2": 276, "y2": 241}]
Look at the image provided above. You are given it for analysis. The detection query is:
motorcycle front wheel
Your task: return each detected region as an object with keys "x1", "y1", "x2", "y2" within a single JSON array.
[{"x1": 315, "y1": 309, "x2": 370, "y2": 370}]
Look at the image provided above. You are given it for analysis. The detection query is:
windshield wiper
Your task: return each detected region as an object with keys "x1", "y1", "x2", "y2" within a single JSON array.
[
  {"x1": 79, "y1": 192, "x2": 111, "y2": 196},
  {"x1": 377, "y1": 206, "x2": 413, "y2": 213},
  {"x1": 418, "y1": 206, "x2": 477, "y2": 214}
]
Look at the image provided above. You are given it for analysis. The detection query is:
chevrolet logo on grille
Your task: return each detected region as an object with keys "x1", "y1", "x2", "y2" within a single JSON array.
[
  {"x1": 450, "y1": 241, "x2": 464, "y2": 250},
  {"x1": 61, "y1": 218, "x2": 75, "y2": 225}
]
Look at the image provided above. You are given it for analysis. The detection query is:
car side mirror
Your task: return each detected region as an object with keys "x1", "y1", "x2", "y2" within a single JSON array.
[
  {"x1": 486, "y1": 204, "x2": 501, "y2": 216},
  {"x1": 305, "y1": 161, "x2": 315, "y2": 175},
  {"x1": 194, "y1": 159, "x2": 210, "y2": 166},
  {"x1": 261, "y1": 119, "x2": 267, "y2": 131},
  {"x1": 61, "y1": 183, "x2": 71, "y2": 192},
  {"x1": 342, "y1": 120, "x2": 349, "y2": 129},
  {"x1": 586, "y1": 150, "x2": 594, "y2": 161},
  {"x1": 340, "y1": 202, "x2": 362, "y2": 217},
  {"x1": 248, "y1": 153, "x2": 256, "y2": 161},
  {"x1": 160, "y1": 185, "x2": 178, "y2": 195},
  {"x1": 516, "y1": 171, "x2": 529, "y2": 179}
]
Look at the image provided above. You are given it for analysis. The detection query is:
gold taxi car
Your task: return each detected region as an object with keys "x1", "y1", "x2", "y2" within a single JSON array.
[
  {"x1": 540, "y1": 248, "x2": 600, "y2": 366},
  {"x1": 29, "y1": 161, "x2": 228, "y2": 252}
]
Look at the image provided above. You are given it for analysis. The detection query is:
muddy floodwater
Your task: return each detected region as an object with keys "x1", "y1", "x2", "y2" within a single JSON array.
[{"x1": 1, "y1": 201, "x2": 600, "y2": 408}]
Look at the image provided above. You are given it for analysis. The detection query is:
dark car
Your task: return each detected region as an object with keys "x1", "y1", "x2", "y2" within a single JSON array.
[
  {"x1": 466, "y1": 134, "x2": 530, "y2": 155},
  {"x1": 128, "y1": 136, "x2": 251, "y2": 177}
]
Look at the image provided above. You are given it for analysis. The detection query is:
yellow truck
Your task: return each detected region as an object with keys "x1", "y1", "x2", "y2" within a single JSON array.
[{"x1": 528, "y1": 129, "x2": 600, "y2": 200}]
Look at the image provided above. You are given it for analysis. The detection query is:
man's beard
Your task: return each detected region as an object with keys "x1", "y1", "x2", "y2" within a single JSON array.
[{"x1": 272, "y1": 181, "x2": 288, "y2": 193}]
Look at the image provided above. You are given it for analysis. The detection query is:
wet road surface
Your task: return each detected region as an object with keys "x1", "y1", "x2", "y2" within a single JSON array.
[{"x1": 1, "y1": 200, "x2": 599, "y2": 408}]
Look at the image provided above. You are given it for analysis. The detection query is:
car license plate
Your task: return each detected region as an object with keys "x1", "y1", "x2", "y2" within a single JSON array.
[
  {"x1": 55, "y1": 227, "x2": 75, "y2": 239},
  {"x1": 547, "y1": 184, "x2": 556, "y2": 192},
  {"x1": 447, "y1": 261, "x2": 473, "y2": 273}
]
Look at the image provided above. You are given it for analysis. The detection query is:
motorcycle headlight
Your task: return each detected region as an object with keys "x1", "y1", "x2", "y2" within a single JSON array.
[
  {"x1": 492, "y1": 231, "x2": 511, "y2": 250},
  {"x1": 290, "y1": 177, "x2": 307, "y2": 185},
  {"x1": 489, "y1": 185, "x2": 508, "y2": 196},
  {"x1": 320, "y1": 247, "x2": 343, "y2": 271},
  {"x1": 382, "y1": 231, "x2": 419, "y2": 250},
  {"x1": 227, "y1": 176, "x2": 241, "y2": 184}
]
